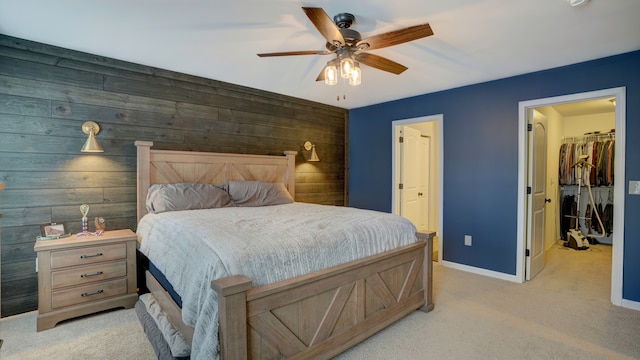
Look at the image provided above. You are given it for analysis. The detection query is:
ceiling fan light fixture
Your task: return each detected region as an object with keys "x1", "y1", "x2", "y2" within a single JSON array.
[
  {"x1": 324, "y1": 62, "x2": 338, "y2": 85},
  {"x1": 339, "y1": 54, "x2": 355, "y2": 79},
  {"x1": 257, "y1": 7, "x2": 434, "y2": 97},
  {"x1": 349, "y1": 62, "x2": 361, "y2": 86}
]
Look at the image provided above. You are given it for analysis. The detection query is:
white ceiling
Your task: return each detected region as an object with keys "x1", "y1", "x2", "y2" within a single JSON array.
[{"x1": 1, "y1": 0, "x2": 639, "y2": 110}]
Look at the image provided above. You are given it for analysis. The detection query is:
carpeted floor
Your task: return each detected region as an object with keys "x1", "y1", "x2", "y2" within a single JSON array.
[
  {"x1": 1, "y1": 243, "x2": 639, "y2": 359},
  {"x1": 0, "y1": 307, "x2": 155, "y2": 359}
]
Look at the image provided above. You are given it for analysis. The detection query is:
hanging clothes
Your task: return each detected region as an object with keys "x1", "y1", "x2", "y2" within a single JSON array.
[{"x1": 558, "y1": 133, "x2": 614, "y2": 243}]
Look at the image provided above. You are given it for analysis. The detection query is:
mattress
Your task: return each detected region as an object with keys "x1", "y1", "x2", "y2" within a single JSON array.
[
  {"x1": 137, "y1": 202, "x2": 418, "y2": 359},
  {"x1": 148, "y1": 261, "x2": 182, "y2": 307}
]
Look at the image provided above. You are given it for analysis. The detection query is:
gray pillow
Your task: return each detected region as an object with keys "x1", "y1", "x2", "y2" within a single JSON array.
[
  {"x1": 227, "y1": 181, "x2": 294, "y2": 207},
  {"x1": 146, "y1": 183, "x2": 233, "y2": 213}
]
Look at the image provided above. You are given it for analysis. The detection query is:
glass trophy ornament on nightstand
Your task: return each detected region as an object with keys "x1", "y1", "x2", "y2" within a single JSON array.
[{"x1": 80, "y1": 204, "x2": 90, "y2": 232}]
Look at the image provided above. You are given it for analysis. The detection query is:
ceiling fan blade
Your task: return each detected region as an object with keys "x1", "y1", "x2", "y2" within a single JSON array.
[
  {"x1": 357, "y1": 23, "x2": 433, "y2": 51},
  {"x1": 257, "y1": 50, "x2": 331, "y2": 57},
  {"x1": 354, "y1": 53, "x2": 408, "y2": 75},
  {"x1": 302, "y1": 7, "x2": 346, "y2": 48}
]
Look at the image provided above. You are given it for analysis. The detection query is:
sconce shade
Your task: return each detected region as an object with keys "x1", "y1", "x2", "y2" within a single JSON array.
[
  {"x1": 304, "y1": 141, "x2": 320, "y2": 162},
  {"x1": 81, "y1": 121, "x2": 104, "y2": 153}
]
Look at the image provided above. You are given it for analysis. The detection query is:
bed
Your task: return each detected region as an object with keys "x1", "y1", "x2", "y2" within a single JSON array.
[{"x1": 134, "y1": 140, "x2": 435, "y2": 359}]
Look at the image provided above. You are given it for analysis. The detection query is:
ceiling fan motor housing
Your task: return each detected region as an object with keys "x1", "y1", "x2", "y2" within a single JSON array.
[{"x1": 333, "y1": 13, "x2": 355, "y2": 28}]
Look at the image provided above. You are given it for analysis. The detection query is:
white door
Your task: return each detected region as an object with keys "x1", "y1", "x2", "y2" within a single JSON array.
[
  {"x1": 526, "y1": 109, "x2": 548, "y2": 280},
  {"x1": 400, "y1": 126, "x2": 422, "y2": 228}
]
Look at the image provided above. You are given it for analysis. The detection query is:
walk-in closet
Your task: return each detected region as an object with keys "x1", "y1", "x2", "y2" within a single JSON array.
[
  {"x1": 535, "y1": 96, "x2": 615, "y2": 271},
  {"x1": 558, "y1": 132, "x2": 615, "y2": 246}
]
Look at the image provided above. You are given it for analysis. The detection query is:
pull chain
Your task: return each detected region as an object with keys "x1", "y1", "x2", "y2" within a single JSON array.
[{"x1": 336, "y1": 78, "x2": 347, "y2": 101}]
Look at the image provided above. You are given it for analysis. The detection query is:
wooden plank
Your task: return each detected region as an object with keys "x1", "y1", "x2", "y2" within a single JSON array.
[
  {"x1": 247, "y1": 244, "x2": 424, "y2": 312},
  {"x1": 0, "y1": 93, "x2": 50, "y2": 116},
  {"x1": 218, "y1": 108, "x2": 345, "y2": 142},
  {"x1": 104, "y1": 76, "x2": 297, "y2": 119},
  {"x1": 1, "y1": 292, "x2": 38, "y2": 317},
  {"x1": 103, "y1": 187, "x2": 136, "y2": 203},
  {"x1": 0, "y1": 55, "x2": 104, "y2": 90},
  {"x1": 1, "y1": 276, "x2": 37, "y2": 300},
  {"x1": 0, "y1": 171, "x2": 135, "y2": 190},
  {"x1": 309, "y1": 283, "x2": 355, "y2": 346},
  {"x1": 3, "y1": 188, "x2": 104, "y2": 207},
  {"x1": 1, "y1": 207, "x2": 52, "y2": 227},
  {"x1": 248, "y1": 311, "x2": 308, "y2": 357},
  {"x1": 1, "y1": 259, "x2": 36, "y2": 282},
  {"x1": 1, "y1": 225, "x2": 42, "y2": 246},
  {"x1": 0, "y1": 75, "x2": 178, "y2": 115},
  {"x1": 0, "y1": 38, "x2": 156, "y2": 75},
  {"x1": 0, "y1": 153, "x2": 137, "y2": 172},
  {"x1": 52, "y1": 101, "x2": 183, "y2": 127},
  {"x1": 0, "y1": 114, "x2": 72, "y2": 136},
  {"x1": 0, "y1": 44, "x2": 63, "y2": 66},
  {"x1": 1, "y1": 242, "x2": 37, "y2": 263},
  {"x1": 212, "y1": 275, "x2": 253, "y2": 360}
]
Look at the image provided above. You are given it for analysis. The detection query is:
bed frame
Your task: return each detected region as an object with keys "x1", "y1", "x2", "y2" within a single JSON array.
[{"x1": 135, "y1": 141, "x2": 434, "y2": 359}]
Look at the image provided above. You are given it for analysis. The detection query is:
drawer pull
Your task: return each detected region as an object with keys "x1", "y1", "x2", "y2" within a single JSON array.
[
  {"x1": 81, "y1": 289, "x2": 104, "y2": 297},
  {"x1": 80, "y1": 271, "x2": 104, "y2": 278},
  {"x1": 80, "y1": 252, "x2": 103, "y2": 259}
]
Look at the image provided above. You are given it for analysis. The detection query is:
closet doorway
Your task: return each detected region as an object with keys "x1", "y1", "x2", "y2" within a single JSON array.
[
  {"x1": 391, "y1": 114, "x2": 443, "y2": 261},
  {"x1": 517, "y1": 87, "x2": 626, "y2": 306}
]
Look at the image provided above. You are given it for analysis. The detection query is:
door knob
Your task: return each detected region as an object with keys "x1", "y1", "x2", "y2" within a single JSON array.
[{"x1": 545, "y1": 198, "x2": 551, "y2": 203}]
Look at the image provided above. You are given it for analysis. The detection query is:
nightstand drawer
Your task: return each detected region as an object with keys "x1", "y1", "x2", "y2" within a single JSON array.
[
  {"x1": 51, "y1": 278, "x2": 127, "y2": 309},
  {"x1": 51, "y1": 260, "x2": 127, "y2": 289},
  {"x1": 50, "y1": 243, "x2": 127, "y2": 269}
]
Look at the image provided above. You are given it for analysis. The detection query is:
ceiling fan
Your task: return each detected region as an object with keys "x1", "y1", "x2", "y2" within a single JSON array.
[{"x1": 257, "y1": 7, "x2": 434, "y2": 87}]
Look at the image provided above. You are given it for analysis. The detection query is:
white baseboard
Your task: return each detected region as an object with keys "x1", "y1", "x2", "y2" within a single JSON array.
[
  {"x1": 620, "y1": 298, "x2": 640, "y2": 311},
  {"x1": 440, "y1": 260, "x2": 520, "y2": 283}
]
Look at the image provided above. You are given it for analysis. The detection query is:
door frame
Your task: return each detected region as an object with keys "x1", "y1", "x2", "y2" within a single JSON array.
[
  {"x1": 517, "y1": 87, "x2": 626, "y2": 306},
  {"x1": 391, "y1": 114, "x2": 443, "y2": 261}
]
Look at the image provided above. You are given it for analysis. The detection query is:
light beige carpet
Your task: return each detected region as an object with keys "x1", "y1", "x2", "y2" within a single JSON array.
[
  {"x1": 335, "y1": 243, "x2": 640, "y2": 360},
  {"x1": 0, "y1": 307, "x2": 155, "y2": 359},
  {"x1": 1, "y1": 243, "x2": 639, "y2": 359}
]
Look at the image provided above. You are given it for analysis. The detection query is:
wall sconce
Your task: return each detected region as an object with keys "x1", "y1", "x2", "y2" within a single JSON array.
[
  {"x1": 303, "y1": 141, "x2": 320, "y2": 162},
  {"x1": 81, "y1": 121, "x2": 104, "y2": 153}
]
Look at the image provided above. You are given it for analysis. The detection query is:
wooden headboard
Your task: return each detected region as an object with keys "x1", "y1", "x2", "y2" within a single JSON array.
[{"x1": 135, "y1": 141, "x2": 297, "y2": 222}]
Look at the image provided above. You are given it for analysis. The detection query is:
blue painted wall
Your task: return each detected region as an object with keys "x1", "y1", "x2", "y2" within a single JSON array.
[{"x1": 349, "y1": 50, "x2": 640, "y2": 302}]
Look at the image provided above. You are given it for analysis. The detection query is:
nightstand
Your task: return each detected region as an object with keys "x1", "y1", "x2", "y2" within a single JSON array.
[{"x1": 34, "y1": 229, "x2": 138, "y2": 331}]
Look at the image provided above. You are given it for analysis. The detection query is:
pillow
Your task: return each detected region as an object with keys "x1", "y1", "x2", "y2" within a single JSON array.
[
  {"x1": 227, "y1": 181, "x2": 294, "y2": 207},
  {"x1": 146, "y1": 183, "x2": 232, "y2": 213}
]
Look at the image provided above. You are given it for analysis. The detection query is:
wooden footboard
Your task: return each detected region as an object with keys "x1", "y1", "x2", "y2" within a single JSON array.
[{"x1": 212, "y1": 231, "x2": 434, "y2": 360}]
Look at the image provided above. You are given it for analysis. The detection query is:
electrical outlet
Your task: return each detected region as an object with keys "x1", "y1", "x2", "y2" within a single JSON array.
[
  {"x1": 464, "y1": 235, "x2": 472, "y2": 246},
  {"x1": 630, "y1": 181, "x2": 640, "y2": 195}
]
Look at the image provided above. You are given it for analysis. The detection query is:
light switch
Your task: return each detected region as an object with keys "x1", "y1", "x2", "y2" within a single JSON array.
[{"x1": 630, "y1": 181, "x2": 640, "y2": 195}]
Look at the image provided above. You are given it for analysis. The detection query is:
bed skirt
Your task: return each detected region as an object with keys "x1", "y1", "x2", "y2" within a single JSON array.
[{"x1": 135, "y1": 295, "x2": 190, "y2": 360}]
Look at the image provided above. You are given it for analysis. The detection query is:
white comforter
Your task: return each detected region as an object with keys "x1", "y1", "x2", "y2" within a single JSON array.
[{"x1": 136, "y1": 202, "x2": 418, "y2": 359}]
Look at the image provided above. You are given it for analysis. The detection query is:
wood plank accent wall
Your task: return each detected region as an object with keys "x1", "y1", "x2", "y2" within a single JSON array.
[{"x1": 0, "y1": 34, "x2": 348, "y2": 317}]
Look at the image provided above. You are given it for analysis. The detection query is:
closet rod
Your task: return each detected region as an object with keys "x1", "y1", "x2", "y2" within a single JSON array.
[{"x1": 562, "y1": 132, "x2": 614, "y2": 144}]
